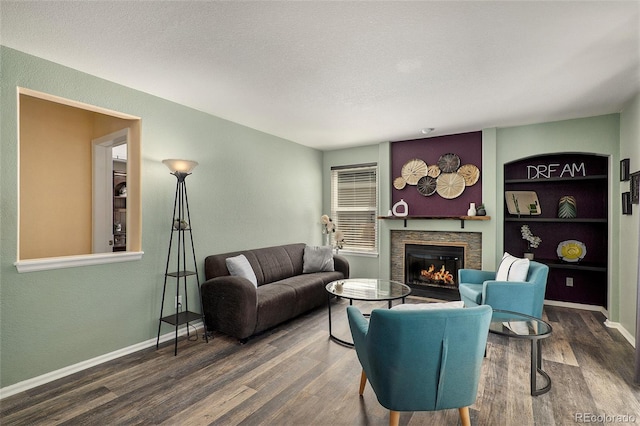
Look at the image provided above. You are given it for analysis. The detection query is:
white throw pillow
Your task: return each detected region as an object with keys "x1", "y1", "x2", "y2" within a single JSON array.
[
  {"x1": 303, "y1": 245, "x2": 335, "y2": 273},
  {"x1": 225, "y1": 254, "x2": 258, "y2": 287},
  {"x1": 391, "y1": 301, "x2": 464, "y2": 310},
  {"x1": 496, "y1": 252, "x2": 530, "y2": 282}
]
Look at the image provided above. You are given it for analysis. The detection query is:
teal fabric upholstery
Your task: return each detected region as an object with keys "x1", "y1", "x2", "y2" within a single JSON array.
[
  {"x1": 458, "y1": 261, "x2": 549, "y2": 318},
  {"x1": 347, "y1": 305, "x2": 491, "y2": 416}
]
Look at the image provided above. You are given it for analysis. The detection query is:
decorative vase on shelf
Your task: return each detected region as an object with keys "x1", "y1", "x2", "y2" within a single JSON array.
[
  {"x1": 476, "y1": 204, "x2": 486, "y2": 216},
  {"x1": 558, "y1": 196, "x2": 577, "y2": 219},
  {"x1": 524, "y1": 252, "x2": 534, "y2": 260},
  {"x1": 392, "y1": 199, "x2": 409, "y2": 217},
  {"x1": 467, "y1": 203, "x2": 477, "y2": 217}
]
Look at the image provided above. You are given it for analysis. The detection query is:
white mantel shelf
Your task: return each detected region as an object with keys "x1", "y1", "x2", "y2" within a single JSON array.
[{"x1": 378, "y1": 215, "x2": 491, "y2": 229}]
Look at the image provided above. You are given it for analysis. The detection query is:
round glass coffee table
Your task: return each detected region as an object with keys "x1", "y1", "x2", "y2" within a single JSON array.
[
  {"x1": 489, "y1": 309, "x2": 553, "y2": 396},
  {"x1": 326, "y1": 278, "x2": 411, "y2": 347}
]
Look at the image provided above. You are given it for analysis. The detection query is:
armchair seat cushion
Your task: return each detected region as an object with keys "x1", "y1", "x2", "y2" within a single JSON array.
[{"x1": 458, "y1": 283, "x2": 483, "y2": 305}]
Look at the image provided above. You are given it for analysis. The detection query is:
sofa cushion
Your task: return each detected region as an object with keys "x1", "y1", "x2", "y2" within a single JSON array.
[
  {"x1": 276, "y1": 271, "x2": 344, "y2": 316},
  {"x1": 254, "y1": 284, "x2": 297, "y2": 333},
  {"x1": 225, "y1": 254, "x2": 258, "y2": 287},
  {"x1": 303, "y1": 245, "x2": 334, "y2": 273},
  {"x1": 496, "y1": 252, "x2": 530, "y2": 282}
]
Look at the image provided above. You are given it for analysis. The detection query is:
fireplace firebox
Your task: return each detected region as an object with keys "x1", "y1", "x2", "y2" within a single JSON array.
[{"x1": 405, "y1": 244, "x2": 464, "y2": 294}]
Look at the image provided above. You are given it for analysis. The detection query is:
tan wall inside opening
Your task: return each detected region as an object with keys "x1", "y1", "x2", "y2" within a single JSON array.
[{"x1": 19, "y1": 93, "x2": 141, "y2": 260}]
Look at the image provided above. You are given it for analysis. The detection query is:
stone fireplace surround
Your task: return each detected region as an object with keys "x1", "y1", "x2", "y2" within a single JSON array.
[{"x1": 391, "y1": 230, "x2": 482, "y2": 297}]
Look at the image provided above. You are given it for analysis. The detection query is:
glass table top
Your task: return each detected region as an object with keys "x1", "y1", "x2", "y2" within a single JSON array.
[
  {"x1": 326, "y1": 278, "x2": 411, "y2": 301},
  {"x1": 489, "y1": 309, "x2": 552, "y2": 339}
]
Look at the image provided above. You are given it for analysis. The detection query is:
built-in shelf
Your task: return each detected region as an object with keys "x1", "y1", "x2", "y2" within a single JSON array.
[
  {"x1": 535, "y1": 258, "x2": 607, "y2": 272},
  {"x1": 505, "y1": 217, "x2": 606, "y2": 223},
  {"x1": 378, "y1": 215, "x2": 491, "y2": 229},
  {"x1": 504, "y1": 174, "x2": 607, "y2": 184}
]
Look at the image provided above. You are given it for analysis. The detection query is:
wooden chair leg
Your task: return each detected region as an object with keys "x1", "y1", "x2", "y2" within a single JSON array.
[
  {"x1": 359, "y1": 369, "x2": 367, "y2": 395},
  {"x1": 459, "y1": 406, "x2": 470, "y2": 426},
  {"x1": 389, "y1": 410, "x2": 400, "y2": 426}
]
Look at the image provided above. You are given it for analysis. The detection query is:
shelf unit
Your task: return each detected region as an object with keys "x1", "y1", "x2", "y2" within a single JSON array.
[
  {"x1": 156, "y1": 173, "x2": 208, "y2": 355},
  {"x1": 504, "y1": 154, "x2": 608, "y2": 307},
  {"x1": 113, "y1": 171, "x2": 127, "y2": 252},
  {"x1": 378, "y1": 215, "x2": 490, "y2": 229}
]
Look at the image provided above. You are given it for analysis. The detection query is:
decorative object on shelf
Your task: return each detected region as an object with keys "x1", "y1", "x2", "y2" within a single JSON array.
[
  {"x1": 437, "y1": 153, "x2": 461, "y2": 173},
  {"x1": 321, "y1": 214, "x2": 336, "y2": 246},
  {"x1": 622, "y1": 192, "x2": 632, "y2": 215},
  {"x1": 557, "y1": 196, "x2": 577, "y2": 219},
  {"x1": 467, "y1": 202, "x2": 477, "y2": 217},
  {"x1": 334, "y1": 230, "x2": 345, "y2": 251},
  {"x1": 521, "y1": 225, "x2": 542, "y2": 259},
  {"x1": 620, "y1": 158, "x2": 630, "y2": 181},
  {"x1": 557, "y1": 240, "x2": 587, "y2": 263},
  {"x1": 457, "y1": 164, "x2": 480, "y2": 186},
  {"x1": 114, "y1": 222, "x2": 122, "y2": 232},
  {"x1": 505, "y1": 191, "x2": 541, "y2": 216},
  {"x1": 416, "y1": 175, "x2": 437, "y2": 196},
  {"x1": 401, "y1": 158, "x2": 428, "y2": 185},
  {"x1": 157, "y1": 158, "x2": 208, "y2": 356},
  {"x1": 393, "y1": 176, "x2": 407, "y2": 190},
  {"x1": 119, "y1": 185, "x2": 127, "y2": 196},
  {"x1": 476, "y1": 204, "x2": 486, "y2": 216},
  {"x1": 631, "y1": 171, "x2": 640, "y2": 204},
  {"x1": 392, "y1": 199, "x2": 409, "y2": 217},
  {"x1": 436, "y1": 172, "x2": 466, "y2": 199}
]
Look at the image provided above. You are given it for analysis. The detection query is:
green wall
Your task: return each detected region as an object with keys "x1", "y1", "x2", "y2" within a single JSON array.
[
  {"x1": 619, "y1": 93, "x2": 640, "y2": 340},
  {"x1": 0, "y1": 47, "x2": 324, "y2": 389}
]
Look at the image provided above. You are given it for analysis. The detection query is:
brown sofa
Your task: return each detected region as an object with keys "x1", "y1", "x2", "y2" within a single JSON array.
[{"x1": 202, "y1": 243, "x2": 349, "y2": 341}]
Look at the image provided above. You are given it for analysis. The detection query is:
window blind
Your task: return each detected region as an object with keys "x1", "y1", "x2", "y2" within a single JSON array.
[{"x1": 331, "y1": 164, "x2": 377, "y2": 254}]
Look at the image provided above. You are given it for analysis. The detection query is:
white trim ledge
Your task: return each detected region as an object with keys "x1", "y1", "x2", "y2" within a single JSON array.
[
  {"x1": 0, "y1": 321, "x2": 202, "y2": 399},
  {"x1": 14, "y1": 251, "x2": 144, "y2": 273}
]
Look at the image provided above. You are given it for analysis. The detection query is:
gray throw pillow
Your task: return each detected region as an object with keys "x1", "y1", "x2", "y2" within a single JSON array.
[
  {"x1": 303, "y1": 245, "x2": 335, "y2": 273},
  {"x1": 225, "y1": 254, "x2": 258, "y2": 287}
]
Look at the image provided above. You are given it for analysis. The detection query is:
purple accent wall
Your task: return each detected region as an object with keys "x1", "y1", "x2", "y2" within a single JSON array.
[{"x1": 391, "y1": 132, "x2": 483, "y2": 216}]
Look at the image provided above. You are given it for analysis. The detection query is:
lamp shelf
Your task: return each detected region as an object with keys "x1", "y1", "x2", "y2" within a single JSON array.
[
  {"x1": 166, "y1": 270, "x2": 197, "y2": 278},
  {"x1": 160, "y1": 311, "x2": 202, "y2": 327},
  {"x1": 505, "y1": 217, "x2": 606, "y2": 223}
]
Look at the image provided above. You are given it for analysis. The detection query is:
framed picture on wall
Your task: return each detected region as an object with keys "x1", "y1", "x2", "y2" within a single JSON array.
[
  {"x1": 620, "y1": 158, "x2": 630, "y2": 181},
  {"x1": 631, "y1": 171, "x2": 640, "y2": 204},
  {"x1": 622, "y1": 192, "x2": 632, "y2": 215}
]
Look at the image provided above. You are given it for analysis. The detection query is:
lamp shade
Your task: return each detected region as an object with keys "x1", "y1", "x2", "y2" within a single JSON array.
[{"x1": 162, "y1": 159, "x2": 198, "y2": 174}]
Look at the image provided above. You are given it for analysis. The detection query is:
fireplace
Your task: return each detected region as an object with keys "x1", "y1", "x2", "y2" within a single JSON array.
[
  {"x1": 405, "y1": 244, "x2": 464, "y2": 290},
  {"x1": 391, "y1": 231, "x2": 482, "y2": 300}
]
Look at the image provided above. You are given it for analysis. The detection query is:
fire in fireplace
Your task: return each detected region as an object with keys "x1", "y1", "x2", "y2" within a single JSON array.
[{"x1": 405, "y1": 244, "x2": 464, "y2": 290}]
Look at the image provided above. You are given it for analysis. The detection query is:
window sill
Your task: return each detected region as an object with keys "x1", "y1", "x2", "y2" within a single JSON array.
[
  {"x1": 14, "y1": 251, "x2": 144, "y2": 273},
  {"x1": 336, "y1": 250, "x2": 379, "y2": 258}
]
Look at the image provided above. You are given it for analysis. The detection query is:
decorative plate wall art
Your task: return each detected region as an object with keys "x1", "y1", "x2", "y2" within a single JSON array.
[
  {"x1": 436, "y1": 173, "x2": 466, "y2": 199},
  {"x1": 417, "y1": 176, "x2": 438, "y2": 196},
  {"x1": 394, "y1": 153, "x2": 481, "y2": 201},
  {"x1": 437, "y1": 153, "x2": 461, "y2": 173},
  {"x1": 401, "y1": 158, "x2": 428, "y2": 185}
]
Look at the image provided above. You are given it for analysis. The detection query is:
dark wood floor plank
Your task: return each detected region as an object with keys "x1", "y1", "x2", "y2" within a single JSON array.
[{"x1": 2, "y1": 301, "x2": 638, "y2": 426}]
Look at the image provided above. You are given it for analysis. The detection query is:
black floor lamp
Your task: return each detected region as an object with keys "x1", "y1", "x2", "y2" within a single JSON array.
[{"x1": 156, "y1": 159, "x2": 209, "y2": 356}]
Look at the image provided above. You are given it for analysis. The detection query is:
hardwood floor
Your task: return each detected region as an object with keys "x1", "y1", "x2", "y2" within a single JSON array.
[{"x1": 2, "y1": 297, "x2": 640, "y2": 425}]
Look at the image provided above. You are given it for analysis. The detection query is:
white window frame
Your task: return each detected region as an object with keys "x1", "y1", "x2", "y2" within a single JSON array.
[{"x1": 330, "y1": 163, "x2": 378, "y2": 255}]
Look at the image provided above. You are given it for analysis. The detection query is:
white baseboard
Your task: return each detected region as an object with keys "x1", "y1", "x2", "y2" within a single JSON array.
[
  {"x1": 543, "y1": 300, "x2": 635, "y2": 348},
  {"x1": 604, "y1": 320, "x2": 636, "y2": 348},
  {"x1": 544, "y1": 299, "x2": 609, "y2": 316},
  {"x1": 0, "y1": 322, "x2": 203, "y2": 400}
]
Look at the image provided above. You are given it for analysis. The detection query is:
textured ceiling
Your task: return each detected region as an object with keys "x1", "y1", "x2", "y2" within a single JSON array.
[{"x1": 1, "y1": 1, "x2": 639, "y2": 150}]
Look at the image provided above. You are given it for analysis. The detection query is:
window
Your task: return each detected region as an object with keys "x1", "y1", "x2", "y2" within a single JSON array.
[{"x1": 331, "y1": 163, "x2": 378, "y2": 254}]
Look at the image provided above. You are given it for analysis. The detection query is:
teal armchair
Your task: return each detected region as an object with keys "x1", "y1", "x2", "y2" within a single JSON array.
[
  {"x1": 347, "y1": 305, "x2": 492, "y2": 426},
  {"x1": 458, "y1": 261, "x2": 549, "y2": 318}
]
